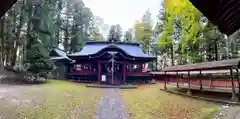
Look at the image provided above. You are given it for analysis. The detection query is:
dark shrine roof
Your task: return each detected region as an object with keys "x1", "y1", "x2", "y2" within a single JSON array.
[
  {"x1": 0, "y1": 0, "x2": 17, "y2": 18},
  {"x1": 68, "y1": 41, "x2": 156, "y2": 59},
  {"x1": 189, "y1": 0, "x2": 240, "y2": 35},
  {"x1": 50, "y1": 48, "x2": 73, "y2": 61},
  {"x1": 163, "y1": 58, "x2": 240, "y2": 72}
]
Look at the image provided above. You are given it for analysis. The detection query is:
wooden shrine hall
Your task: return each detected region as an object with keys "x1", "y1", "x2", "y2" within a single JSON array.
[{"x1": 50, "y1": 41, "x2": 156, "y2": 85}]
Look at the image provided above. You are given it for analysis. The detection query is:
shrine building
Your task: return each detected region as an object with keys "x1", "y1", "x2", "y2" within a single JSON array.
[{"x1": 50, "y1": 41, "x2": 156, "y2": 85}]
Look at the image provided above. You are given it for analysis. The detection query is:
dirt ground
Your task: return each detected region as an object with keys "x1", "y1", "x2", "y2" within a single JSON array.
[
  {"x1": 1, "y1": 81, "x2": 240, "y2": 119},
  {"x1": 0, "y1": 80, "x2": 103, "y2": 119},
  {"x1": 0, "y1": 84, "x2": 44, "y2": 107}
]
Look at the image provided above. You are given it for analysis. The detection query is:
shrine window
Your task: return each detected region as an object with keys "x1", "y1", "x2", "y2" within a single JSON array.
[
  {"x1": 132, "y1": 64, "x2": 142, "y2": 72},
  {"x1": 74, "y1": 64, "x2": 96, "y2": 71},
  {"x1": 75, "y1": 64, "x2": 82, "y2": 71},
  {"x1": 127, "y1": 64, "x2": 142, "y2": 72}
]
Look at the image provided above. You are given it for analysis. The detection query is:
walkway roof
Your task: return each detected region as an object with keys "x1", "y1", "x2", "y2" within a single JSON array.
[
  {"x1": 151, "y1": 70, "x2": 236, "y2": 75},
  {"x1": 0, "y1": 0, "x2": 17, "y2": 18},
  {"x1": 163, "y1": 58, "x2": 240, "y2": 72},
  {"x1": 189, "y1": 0, "x2": 240, "y2": 35}
]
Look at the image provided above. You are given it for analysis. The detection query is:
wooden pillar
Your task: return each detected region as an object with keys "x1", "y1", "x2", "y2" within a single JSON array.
[
  {"x1": 129, "y1": 64, "x2": 132, "y2": 72},
  {"x1": 164, "y1": 71, "x2": 167, "y2": 90},
  {"x1": 123, "y1": 63, "x2": 126, "y2": 83},
  {"x1": 210, "y1": 74, "x2": 213, "y2": 88},
  {"x1": 230, "y1": 68, "x2": 237, "y2": 101},
  {"x1": 98, "y1": 61, "x2": 101, "y2": 83},
  {"x1": 187, "y1": 71, "x2": 192, "y2": 95},
  {"x1": 142, "y1": 63, "x2": 145, "y2": 72},
  {"x1": 176, "y1": 71, "x2": 179, "y2": 88},
  {"x1": 236, "y1": 68, "x2": 240, "y2": 99},
  {"x1": 200, "y1": 70, "x2": 203, "y2": 92}
]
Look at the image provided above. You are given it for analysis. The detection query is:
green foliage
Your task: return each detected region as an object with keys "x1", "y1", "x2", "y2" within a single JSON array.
[
  {"x1": 134, "y1": 10, "x2": 153, "y2": 53},
  {"x1": 157, "y1": 9, "x2": 175, "y2": 66},
  {"x1": 107, "y1": 24, "x2": 123, "y2": 42},
  {"x1": 89, "y1": 27, "x2": 104, "y2": 41},
  {"x1": 0, "y1": 0, "x2": 102, "y2": 76},
  {"x1": 68, "y1": 0, "x2": 94, "y2": 52},
  {"x1": 156, "y1": 0, "x2": 240, "y2": 68},
  {"x1": 25, "y1": 38, "x2": 53, "y2": 75},
  {"x1": 124, "y1": 28, "x2": 134, "y2": 43},
  {"x1": 13, "y1": 63, "x2": 30, "y2": 73},
  {"x1": 2, "y1": 0, "x2": 240, "y2": 74}
]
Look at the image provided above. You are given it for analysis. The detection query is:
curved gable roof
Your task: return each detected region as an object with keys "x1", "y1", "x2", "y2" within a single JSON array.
[
  {"x1": 68, "y1": 42, "x2": 155, "y2": 59},
  {"x1": 50, "y1": 48, "x2": 72, "y2": 61}
]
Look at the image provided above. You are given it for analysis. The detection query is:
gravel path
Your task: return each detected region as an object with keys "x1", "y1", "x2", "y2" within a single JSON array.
[
  {"x1": 96, "y1": 88, "x2": 129, "y2": 119},
  {"x1": 220, "y1": 105, "x2": 240, "y2": 119},
  {"x1": 0, "y1": 85, "x2": 44, "y2": 108}
]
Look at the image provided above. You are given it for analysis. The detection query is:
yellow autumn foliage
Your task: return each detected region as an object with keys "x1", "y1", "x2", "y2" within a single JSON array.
[{"x1": 164, "y1": 0, "x2": 185, "y2": 14}]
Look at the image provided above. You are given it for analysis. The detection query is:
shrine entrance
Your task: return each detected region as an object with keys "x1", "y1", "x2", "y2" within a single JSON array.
[{"x1": 101, "y1": 62, "x2": 123, "y2": 85}]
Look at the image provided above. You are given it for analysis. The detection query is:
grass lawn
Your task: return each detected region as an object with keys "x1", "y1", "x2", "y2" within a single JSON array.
[
  {"x1": 120, "y1": 83, "x2": 220, "y2": 119},
  {"x1": 0, "y1": 80, "x2": 102, "y2": 119}
]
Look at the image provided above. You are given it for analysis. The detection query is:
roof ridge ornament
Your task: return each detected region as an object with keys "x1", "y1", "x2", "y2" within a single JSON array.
[{"x1": 109, "y1": 38, "x2": 117, "y2": 43}]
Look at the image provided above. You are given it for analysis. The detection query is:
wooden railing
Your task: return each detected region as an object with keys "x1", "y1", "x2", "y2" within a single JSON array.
[
  {"x1": 165, "y1": 77, "x2": 239, "y2": 88},
  {"x1": 127, "y1": 72, "x2": 150, "y2": 76},
  {"x1": 69, "y1": 71, "x2": 96, "y2": 75}
]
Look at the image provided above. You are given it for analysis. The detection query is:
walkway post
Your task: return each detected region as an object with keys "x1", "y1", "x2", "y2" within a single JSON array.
[
  {"x1": 164, "y1": 71, "x2": 167, "y2": 90},
  {"x1": 210, "y1": 74, "x2": 213, "y2": 88},
  {"x1": 187, "y1": 71, "x2": 192, "y2": 95},
  {"x1": 230, "y1": 68, "x2": 237, "y2": 101},
  {"x1": 236, "y1": 68, "x2": 240, "y2": 99},
  {"x1": 176, "y1": 71, "x2": 179, "y2": 88},
  {"x1": 200, "y1": 70, "x2": 203, "y2": 92}
]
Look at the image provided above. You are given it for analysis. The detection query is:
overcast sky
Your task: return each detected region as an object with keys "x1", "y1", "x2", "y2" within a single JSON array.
[{"x1": 83, "y1": 0, "x2": 162, "y2": 32}]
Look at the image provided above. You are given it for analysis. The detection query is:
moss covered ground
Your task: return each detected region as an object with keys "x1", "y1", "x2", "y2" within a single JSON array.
[
  {"x1": 120, "y1": 83, "x2": 220, "y2": 119},
  {"x1": 0, "y1": 81, "x2": 221, "y2": 119},
  {"x1": 0, "y1": 80, "x2": 102, "y2": 119}
]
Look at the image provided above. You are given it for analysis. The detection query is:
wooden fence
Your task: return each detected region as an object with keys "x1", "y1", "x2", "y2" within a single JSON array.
[{"x1": 155, "y1": 76, "x2": 239, "y2": 88}]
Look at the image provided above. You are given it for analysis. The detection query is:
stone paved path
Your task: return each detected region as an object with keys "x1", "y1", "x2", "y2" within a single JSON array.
[
  {"x1": 96, "y1": 88, "x2": 129, "y2": 119},
  {"x1": 221, "y1": 105, "x2": 240, "y2": 119}
]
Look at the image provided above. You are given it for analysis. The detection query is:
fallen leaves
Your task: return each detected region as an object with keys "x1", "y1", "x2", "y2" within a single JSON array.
[
  {"x1": 120, "y1": 84, "x2": 220, "y2": 119},
  {"x1": 0, "y1": 80, "x2": 103, "y2": 119}
]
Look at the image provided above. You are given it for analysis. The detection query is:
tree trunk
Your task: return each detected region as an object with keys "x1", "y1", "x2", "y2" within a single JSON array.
[
  {"x1": 0, "y1": 17, "x2": 5, "y2": 67},
  {"x1": 6, "y1": 40, "x2": 11, "y2": 65},
  {"x1": 63, "y1": 27, "x2": 69, "y2": 52},
  {"x1": 214, "y1": 39, "x2": 218, "y2": 61},
  {"x1": 25, "y1": 4, "x2": 33, "y2": 62},
  {"x1": 70, "y1": 24, "x2": 77, "y2": 53},
  {"x1": 55, "y1": 0, "x2": 62, "y2": 46},
  {"x1": 170, "y1": 44, "x2": 174, "y2": 66},
  {"x1": 55, "y1": 17, "x2": 60, "y2": 46},
  {"x1": 10, "y1": 8, "x2": 17, "y2": 67},
  {"x1": 11, "y1": 8, "x2": 24, "y2": 66}
]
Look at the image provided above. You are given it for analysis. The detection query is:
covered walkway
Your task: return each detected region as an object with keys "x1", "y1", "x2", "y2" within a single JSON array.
[{"x1": 152, "y1": 58, "x2": 240, "y2": 101}]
